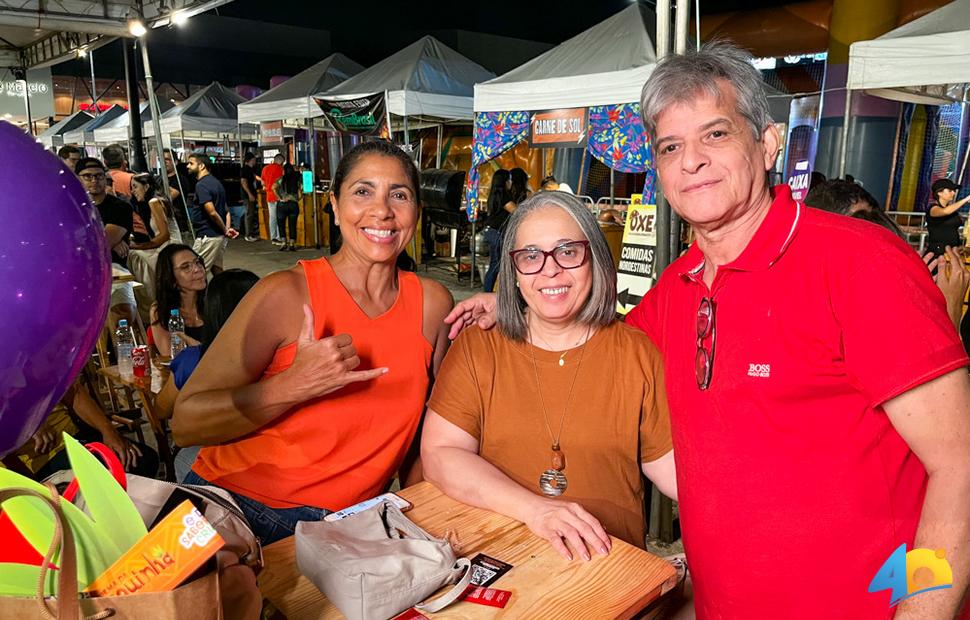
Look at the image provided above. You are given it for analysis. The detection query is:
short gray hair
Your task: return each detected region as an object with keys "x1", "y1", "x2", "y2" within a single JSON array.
[
  {"x1": 496, "y1": 191, "x2": 617, "y2": 342},
  {"x1": 640, "y1": 40, "x2": 771, "y2": 143}
]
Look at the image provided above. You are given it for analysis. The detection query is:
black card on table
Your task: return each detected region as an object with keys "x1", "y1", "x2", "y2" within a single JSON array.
[{"x1": 469, "y1": 553, "x2": 513, "y2": 587}]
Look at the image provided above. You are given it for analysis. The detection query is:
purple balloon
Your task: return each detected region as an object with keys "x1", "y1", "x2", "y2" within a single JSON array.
[{"x1": 0, "y1": 122, "x2": 110, "y2": 458}]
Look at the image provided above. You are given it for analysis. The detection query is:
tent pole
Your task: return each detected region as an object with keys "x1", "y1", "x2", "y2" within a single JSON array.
[
  {"x1": 654, "y1": 0, "x2": 672, "y2": 276},
  {"x1": 139, "y1": 34, "x2": 172, "y2": 213},
  {"x1": 610, "y1": 167, "x2": 615, "y2": 207},
  {"x1": 885, "y1": 105, "x2": 904, "y2": 209},
  {"x1": 384, "y1": 90, "x2": 392, "y2": 139},
  {"x1": 436, "y1": 123, "x2": 443, "y2": 168},
  {"x1": 959, "y1": 86, "x2": 970, "y2": 184},
  {"x1": 695, "y1": 0, "x2": 701, "y2": 51},
  {"x1": 89, "y1": 51, "x2": 99, "y2": 116},
  {"x1": 309, "y1": 117, "x2": 320, "y2": 249},
  {"x1": 671, "y1": 0, "x2": 690, "y2": 262},
  {"x1": 960, "y1": 127, "x2": 970, "y2": 186},
  {"x1": 175, "y1": 129, "x2": 194, "y2": 239},
  {"x1": 838, "y1": 88, "x2": 852, "y2": 178},
  {"x1": 17, "y1": 70, "x2": 33, "y2": 135},
  {"x1": 675, "y1": 0, "x2": 689, "y2": 54}
]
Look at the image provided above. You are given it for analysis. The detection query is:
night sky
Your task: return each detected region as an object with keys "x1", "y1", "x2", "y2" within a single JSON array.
[
  {"x1": 53, "y1": 0, "x2": 793, "y2": 87},
  {"x1": 215, "y1": 0, "x2": 788, "y2": 64}
]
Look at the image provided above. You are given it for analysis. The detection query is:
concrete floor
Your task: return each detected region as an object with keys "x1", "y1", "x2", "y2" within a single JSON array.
[{"x1": 222, "y1": 238, "x2": 482, "y2": 302}]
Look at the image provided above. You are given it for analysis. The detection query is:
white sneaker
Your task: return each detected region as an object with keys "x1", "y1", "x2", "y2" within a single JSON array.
[{"x1": 272, "y1": 238, "x2": 284, "y2": 246}]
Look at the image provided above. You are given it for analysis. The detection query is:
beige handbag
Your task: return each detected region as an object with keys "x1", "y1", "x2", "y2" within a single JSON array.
[{"x1": 296, "y1": 500, "x2": 472, "y2": 620}]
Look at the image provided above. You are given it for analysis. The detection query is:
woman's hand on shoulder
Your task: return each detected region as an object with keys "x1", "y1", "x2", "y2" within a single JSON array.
[
  {"x1": 443, "y1": 293, "x2": 497, "y2": 340},
  {"x1": 523, "y1": 498, "x2": 612, "y2": 561}
]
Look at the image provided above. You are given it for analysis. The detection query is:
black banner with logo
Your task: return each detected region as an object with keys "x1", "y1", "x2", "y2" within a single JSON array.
[{"x1": 313, "y1": 92, "x2": 387, "y2": 136}]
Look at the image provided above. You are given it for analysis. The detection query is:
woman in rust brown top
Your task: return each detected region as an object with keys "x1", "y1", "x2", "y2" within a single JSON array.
[{"x1": 422, "y1": 191, "x2": 676, "y2": 561}]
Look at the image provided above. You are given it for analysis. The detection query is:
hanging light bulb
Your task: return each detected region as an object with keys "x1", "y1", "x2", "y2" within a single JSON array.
[
  {"x1": 171, "y1": 11, "x2": 189, "y2": 26},
  {"x1": 128, "y1": 19, "x2": 147, "y2": 37}
]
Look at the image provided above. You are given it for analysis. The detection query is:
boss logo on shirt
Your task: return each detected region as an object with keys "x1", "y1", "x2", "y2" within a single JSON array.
[{"x1": 747, "y1": 363, "x2": 771, "y2": 378}]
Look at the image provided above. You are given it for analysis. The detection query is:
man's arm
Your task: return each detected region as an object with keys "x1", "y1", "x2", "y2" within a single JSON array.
[
  {"x1": 104, "y1": 223, "x2": 127, "y2": 247},
  {"x1": 203, "y1": 201, "x2": 229, "y2": 235},
  {"x1": 241, "y1": 177, "x2": 256, "y2": 202},
  {"x1": 884, "y1": 368, "x2": 970, "y2": 619}
]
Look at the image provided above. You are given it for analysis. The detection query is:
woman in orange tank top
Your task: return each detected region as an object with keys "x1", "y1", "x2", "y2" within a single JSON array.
[{"x1": 172, "y1": 141, "x2": 454, "y2": 544}]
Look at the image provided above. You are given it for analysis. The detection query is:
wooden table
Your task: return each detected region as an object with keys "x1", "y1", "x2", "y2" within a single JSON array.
[
  {"x1": 98, "y1": 363, "x2": 175, "y2": 480},
  {"x1": 258, "y1": 482, "x2": 676, "y2": 619}
]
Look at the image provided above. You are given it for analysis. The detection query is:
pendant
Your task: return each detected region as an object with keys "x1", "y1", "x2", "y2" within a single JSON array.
[
  {"x1": 551, "y1": 446, "x2": 565, "y2": 471},
  {"x1": 558, "y1": 356, "x2": 565, "y2": 367},
  {"x1": 539, "y1": 469, "x2": 568, "y2": 496}
]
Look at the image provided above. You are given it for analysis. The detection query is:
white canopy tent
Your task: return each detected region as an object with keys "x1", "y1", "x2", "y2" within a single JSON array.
[
  {"x1": 475, "y1": 3, "x2": 792, "y2": 119},
  {"x1": 237, "y1": 53, "x2": 364, "y2": 124},
  {"x1": 92, "y1": 100, "x2": 174, "y2": 144},
  {"x1": 842, "y1": 0, "x2": 970, "y2": 176},
  {"x1": 474, "y1": 4, "x2": 657, "y2": 112},
  {"x1": 61, "y1": 104, "x2": 127, "y2": 145},
  {"x1": 847, "y1": 0, "x2": 970, "y2": 105},
  {"x1": 36, "y1": 109, "x2": 92, "y2": 148},
  {"x1": 320, "y1": 36, "x2": 494, "y2": 122},
  {"x1": 146, "y1": 81, "x2": 256, "y2": 139}
]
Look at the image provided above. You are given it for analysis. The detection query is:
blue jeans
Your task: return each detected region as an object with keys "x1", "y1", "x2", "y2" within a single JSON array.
[
  {"x1": 228, "y1": 205, "x2": 247, "y2": 236},
  {"x1": 183, "y1": 470, "x2": 330, "y2": 545},
  {"x1": 483, "y1": 226, "x2": 503, "y2": 293}
]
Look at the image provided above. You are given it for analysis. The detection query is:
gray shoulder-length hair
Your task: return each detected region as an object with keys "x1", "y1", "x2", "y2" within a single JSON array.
[
  {"x1": 640, "y1": 40, "x2": 771, "y2": 144},
  {"x1": 496, "y1": 191, "x2": 617, "y2": 342}
]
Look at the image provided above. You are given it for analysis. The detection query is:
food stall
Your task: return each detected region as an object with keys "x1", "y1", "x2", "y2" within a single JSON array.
[
  {"x1": 237, "y1": 53, "x2": 365, "y2": 247},
  {"x1": 316, "y1": 36, "x2": 495, "y2": 267}
]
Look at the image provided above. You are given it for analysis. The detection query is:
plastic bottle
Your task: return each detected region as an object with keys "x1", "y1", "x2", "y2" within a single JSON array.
[
  {"x1": 168, "y1": 309, "x2": 186, "y2": 358},
  {"x1": 116, "y1": 319, "x2": 135, "y2": 379}
]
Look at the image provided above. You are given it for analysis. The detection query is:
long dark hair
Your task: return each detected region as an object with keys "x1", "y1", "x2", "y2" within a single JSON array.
[
  {"x1": 509, "y1": 167, "x2": 529, "y2": 204},
  {"x1": 332, "y1": 140, "x2": 420, "y2": 206},
  {"x1": 132, "y1": 172, "x2": 174, "y2": 218},
  {"x1": 154, "y1": 244, "x2": 206, "y2": 327},
  {"x1": 199, "y1": 269, "x2": 259, "y2": 353},
  {"x1": 280, "y1": 163, "x2": 302, "y2": 197},
  {"x1": 487, "y1": 169, "x2": 511, "y2": 218}
]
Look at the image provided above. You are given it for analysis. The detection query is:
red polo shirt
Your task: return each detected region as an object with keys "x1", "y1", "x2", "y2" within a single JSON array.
[
  {"x1": 627, "y1": 185, "x2": 968, "y2": 618},
  {"x1": 261, "y1": 163, "x2": 284, "y2": 202}
]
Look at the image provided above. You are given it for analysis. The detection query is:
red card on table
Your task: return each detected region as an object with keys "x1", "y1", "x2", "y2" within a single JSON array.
[{"x1": 463, "y1": 585, "x2": 512, "y2": 608}]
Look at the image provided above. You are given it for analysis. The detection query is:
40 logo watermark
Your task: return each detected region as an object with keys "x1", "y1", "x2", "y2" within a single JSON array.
[{"x1": 868, "y1": 544, "x2": 953, "y2": 606}]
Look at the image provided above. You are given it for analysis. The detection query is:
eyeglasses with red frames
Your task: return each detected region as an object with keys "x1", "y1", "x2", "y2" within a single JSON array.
[
  {"x1": 695, "y1": 296, "x2": 716, "y2": 390},
  {"x1": 508, "y1": 240, "x2": 590, "y2": 275}
]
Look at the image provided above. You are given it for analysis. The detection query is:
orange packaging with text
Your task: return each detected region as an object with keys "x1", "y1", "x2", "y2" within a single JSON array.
[{"x1": 84, "y1": 500, "x2": 224, "y2": 597}]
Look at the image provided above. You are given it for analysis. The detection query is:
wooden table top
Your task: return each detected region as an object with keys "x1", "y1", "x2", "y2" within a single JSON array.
[{"x1": 258, "y1": 482, "x2": 676, "y2": 619}]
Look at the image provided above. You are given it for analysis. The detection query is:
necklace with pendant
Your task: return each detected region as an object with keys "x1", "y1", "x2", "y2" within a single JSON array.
[
  {"x1": 528, "y1": 317, "x2": 593, "y2": 497},
  {"x1": 531, "y1": 332, "x2": 583, "y2": 367}
]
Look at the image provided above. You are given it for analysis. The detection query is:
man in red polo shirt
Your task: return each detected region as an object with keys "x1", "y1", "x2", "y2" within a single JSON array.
[
  {"x1": 626, "y1": 42, "x2": 969, "y2": 619},
  {"x1": 261, "y1": 153, "x2": 285, "y2": 244},
  {"x1": 444, "y1": 41, "x2": 970, "y2": 620}
]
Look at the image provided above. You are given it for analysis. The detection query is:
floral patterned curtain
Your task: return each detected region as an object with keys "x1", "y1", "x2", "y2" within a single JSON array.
[
  {"x1": 587, "y1": 102, "x2": 657, "y2": 202},
  {"x1": 465, "y1": 111, "x2": 530, "y2": 220}
]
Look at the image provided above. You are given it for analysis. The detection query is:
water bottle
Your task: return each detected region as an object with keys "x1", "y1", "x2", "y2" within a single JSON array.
[
  {"x1": 116, "y1": 319, "x2": 134, "y2": 379},
  {"x1": 168, "y1": 309, "x2": 186, "y2": 358}
]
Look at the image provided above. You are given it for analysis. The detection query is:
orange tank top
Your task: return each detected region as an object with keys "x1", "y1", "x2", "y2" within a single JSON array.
[{"x1": 193, "y1": 258, "x2": 432, "y2": 510}]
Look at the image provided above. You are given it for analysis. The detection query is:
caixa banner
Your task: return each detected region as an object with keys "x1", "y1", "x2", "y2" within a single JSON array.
[{"x1": 313, "y1": 93, "x2": 387, "y2": 136}]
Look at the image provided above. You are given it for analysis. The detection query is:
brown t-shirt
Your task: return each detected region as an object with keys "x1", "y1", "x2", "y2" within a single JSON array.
[{"x1": 428, "y1": 320, "x2": 673, "y2": 548}]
